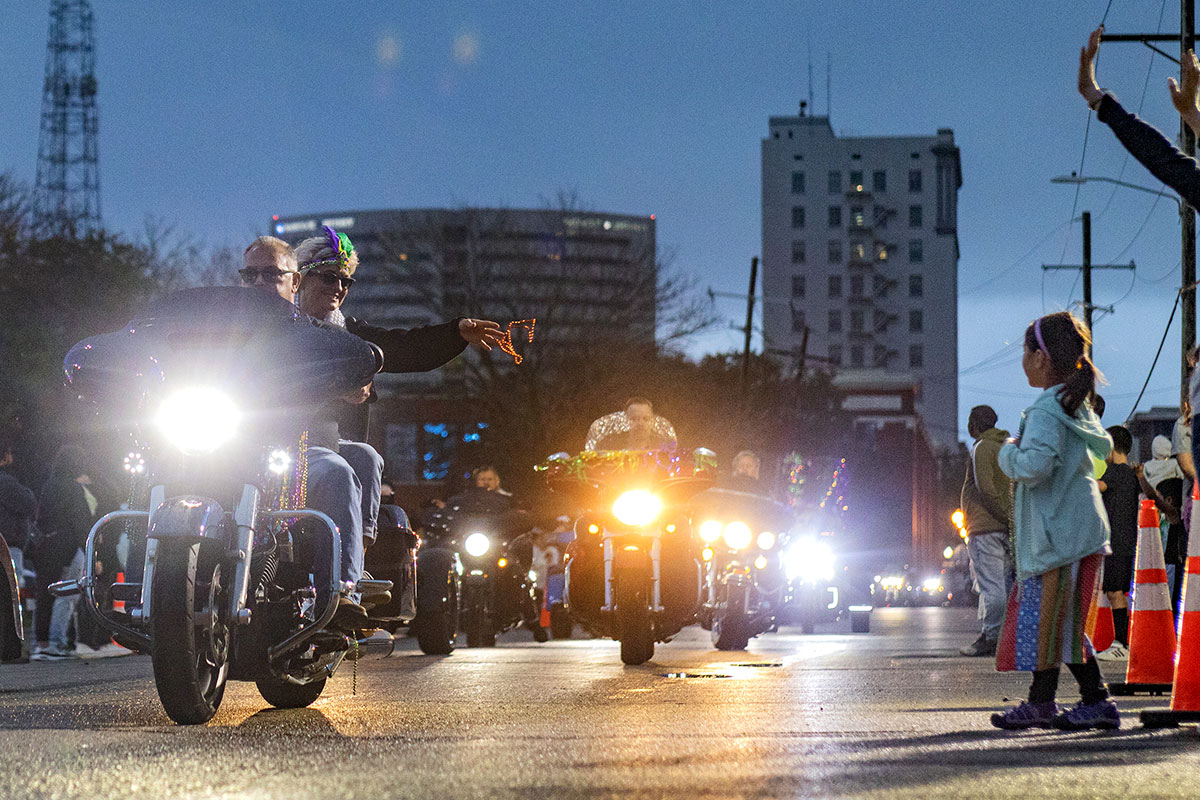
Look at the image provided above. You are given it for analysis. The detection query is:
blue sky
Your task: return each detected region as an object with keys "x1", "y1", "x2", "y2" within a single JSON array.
[{"x1": 1, "y1": 2, "x2": 1195, "y2": 442}]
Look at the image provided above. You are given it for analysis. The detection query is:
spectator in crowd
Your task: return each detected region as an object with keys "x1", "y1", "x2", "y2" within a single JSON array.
[
  {"x1": 0, "y1": 432, "x2": 36, "y2": 600},
  {"x1": 1095, "y1": 426, "x2": 1139, "y2": 660}
]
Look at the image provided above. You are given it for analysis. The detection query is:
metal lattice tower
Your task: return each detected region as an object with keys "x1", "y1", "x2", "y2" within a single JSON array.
[{"x1": 33, "y1": 0, "x2": 101, "y2": 237}]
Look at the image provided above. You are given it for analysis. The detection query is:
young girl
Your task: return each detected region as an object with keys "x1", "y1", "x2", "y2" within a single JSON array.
[{"x1": 992, "y1": 311, "x2": 1118, "y2": 730}]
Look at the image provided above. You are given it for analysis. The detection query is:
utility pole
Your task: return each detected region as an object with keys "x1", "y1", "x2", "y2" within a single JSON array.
[
  {"x1": 1100, "y1": 0, "x2": 1195, "y2": 401},
  {"x1": 741, "y1": 257, "x2": 758, "y2": 397},
  {"x1": 1042, "y1": 211, "x2": 1135, "y2": 356}
]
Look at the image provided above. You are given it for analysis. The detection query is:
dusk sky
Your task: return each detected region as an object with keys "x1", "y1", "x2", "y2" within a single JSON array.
[{"x1": 1, "y1": 2, "x2": 1196, "y2": 443}]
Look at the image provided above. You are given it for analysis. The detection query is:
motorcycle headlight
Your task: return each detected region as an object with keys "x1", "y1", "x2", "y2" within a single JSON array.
[
  {"x1": 464, "y1": 532, "x2": 490, "y2": 558},
  {"x1": 785, "y1": 538, "x2": 834, "y2": 584},
  {"x1": 922, "y1": 577, "x2": 942, "y2": 592},
  {"x1": 756, "y1": 531, "x2": 777, "y2": 550},
  {"x1": 699, "y1": 519, "x2": 723, "y2": 543},
  {"x1": 612, "y1": 490, "x2": 662, "y2": 527},
  {"x1": 722, "y1": 521, "x2": 752, "y2": 550},
  {"x1": 154, "y1": 387, "x2": 241, "y2": 455}
]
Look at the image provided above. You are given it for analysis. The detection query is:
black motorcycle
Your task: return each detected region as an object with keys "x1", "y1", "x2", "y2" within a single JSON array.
[
  {"x1": 691, "y1": 488, "x2": 793, "y2": 650},
  {"x1": 0, "y1": 533, "x2": 22, "y2": 663},
  {"x1": 544, "y1": 448, "x2": 715, "y2": 665},
  {"x1": 425, "y1": 497, "x2": 545, "y2": 648},
  {"x1": 50, "y1": 287, "x2": 401, "y2": 724}
]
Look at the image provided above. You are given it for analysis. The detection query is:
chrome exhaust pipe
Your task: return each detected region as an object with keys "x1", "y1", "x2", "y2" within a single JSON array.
[{"x1": 345, "y1": 630, "x2": 396, "y2": 661}]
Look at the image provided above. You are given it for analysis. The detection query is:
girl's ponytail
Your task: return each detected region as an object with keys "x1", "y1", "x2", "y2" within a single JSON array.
[{"x1": 1024, "y1": 311, "x2": 1104, "y2": 416}]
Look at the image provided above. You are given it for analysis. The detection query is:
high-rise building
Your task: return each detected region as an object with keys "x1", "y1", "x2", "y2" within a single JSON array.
[{"x1": 761, "y1": 109, "x2": 961, "y2": 451}]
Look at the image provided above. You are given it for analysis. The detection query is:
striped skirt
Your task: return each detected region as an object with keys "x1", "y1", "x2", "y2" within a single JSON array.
[{"x1": 996, "y1": 552, "x2": 1104, "y2": 672}]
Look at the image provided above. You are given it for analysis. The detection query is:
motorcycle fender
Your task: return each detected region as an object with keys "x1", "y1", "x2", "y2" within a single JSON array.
[
  {"x1": 612, "y1": 547, "x2": 650, "y2": 573},
  {"x1": 147, "y1": 497, "x2": 226, "y2": 542}
]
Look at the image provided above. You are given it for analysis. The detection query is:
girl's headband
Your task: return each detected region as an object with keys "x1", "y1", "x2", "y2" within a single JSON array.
[
  {"x1": 1033, "y1": 317, "x2": 1050, "y2": 358},
  {"x1": 299, "y1": 225, "x2": 356, "y2": 272}
]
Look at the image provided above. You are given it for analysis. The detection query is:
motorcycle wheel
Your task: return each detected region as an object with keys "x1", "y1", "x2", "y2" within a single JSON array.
[
  {"x1": 550, "y1": 605, "x2": 573, "y2": 639},
  {"x1": 414, "y1": 564, "x2": 458, "y2": 655},
  {"x1": 615, "y1": 573, "x2": 654, "y2": 665},
  {"x1": 256, "y1": 676, "x2": 327, "y2": 709},
  {"x1": 712, "y1": 610, "x2": 751, "y2": 651},
  {"x1": 151, "y1": 541, "x2": 229, "y2": 725}
]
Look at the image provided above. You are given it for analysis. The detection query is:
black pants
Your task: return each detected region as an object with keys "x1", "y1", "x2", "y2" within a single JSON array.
[{"x1": 1029, "y1": 660, "x2": 1108, "y2": 705}]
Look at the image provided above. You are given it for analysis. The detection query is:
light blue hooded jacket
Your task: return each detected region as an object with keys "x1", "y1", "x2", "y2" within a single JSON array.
[{"x1": 997, "y1": 384, "x2": 1112, "y2": 580}]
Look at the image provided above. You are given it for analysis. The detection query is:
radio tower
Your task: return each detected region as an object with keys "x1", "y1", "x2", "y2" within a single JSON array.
[{"x1": 33, "y1": 0, "x2": 101, "y2": 237}]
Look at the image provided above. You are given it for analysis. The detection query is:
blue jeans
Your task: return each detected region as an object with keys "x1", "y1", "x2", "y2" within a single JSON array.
[
  {"x1": 49, "y1": 548, "x2": 85, "y2": 650},
  {"x1": 338, "y1": 440, "x2": 384, "y2": 544},
  {"x1": 967, "y1": 531, "x2": 1013, "y2": 640},
  {"x1": 306, "y1": 446, "x2": 364, "y2": 593}
]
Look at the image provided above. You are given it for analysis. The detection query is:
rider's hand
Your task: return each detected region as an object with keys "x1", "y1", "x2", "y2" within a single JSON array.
[
  {"x1": 1078, "y1": 25, "x2": 1105, "y2": 107},
  {"x1": 1169, "y1": 49, "x2": 1200, "y2": 123},
  {"x1": 458, "y1": 318, "x2": 505, "y2": 351},
  {"x1": 343, "y1": 383, "x2": 372, "y2": 404}
]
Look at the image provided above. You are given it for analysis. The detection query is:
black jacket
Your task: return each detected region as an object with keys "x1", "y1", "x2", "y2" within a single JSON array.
[
  {"x1": 34, "y1": 479, "x2": 94, "y2": 571},
  {"x1": 1097, "y1": 93, "x2": 1200, "y2": 209},
  {"x1": 334, "y1": 318, "x2": 468, "y2": 442},
  {"x1": 0, "y1": 468, "x2": 36, "y2": 550}
]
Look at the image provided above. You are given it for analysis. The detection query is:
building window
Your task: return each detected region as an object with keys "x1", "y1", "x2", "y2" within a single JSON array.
[
  {"x1": 874, "y1": 345, "x2": 889, "y2": 367},
  {"x1": 873, "y1": 204, "x2": 889, "y2": 229},
  {"x1": 828, "y1": 170, "x2": 842, "y2": 193},
  {"x1": 791, "y1": 240, "x2": 806, "y2": 264},
  {"x1": 791, "y1": 309, "x2": 806, "y2": 333},
  {"x1": 828, "y1": 239, "x2": 843, "y2": 263},
  {"x1": 908, "y1": 239, "x2": 924, "y2": 263},
  {"x1": 850, "y1": 241, "x2": 867, "y2": 261},
  {"x1": 828, "y1": 344, "x2": 842, "y2": 366},
  {"x1": 828, "y1": 206, "x2": 842, "y2": 228},
  {"x1": 909, "y1": 205, "x2": 923, "y2": 228},
  {"x1": 828, "y1": 310, "x2": 842, "y2": 334},
  {"x1": 850, "y1": 205, "x2": 865, "y2": 228},
  {"x1": 850, "y1": 274, "x2": 864, "y2": 297},
  {"x1": 909, "y1": 169, "x2": 922, "y2": 192},
  {"x1": 909, "y1": 274, "x2": 923, "y2": 298},
  {"x1": 873, "y1": 170, "x2": 887, "y2": 193},
  {"x1": 791, "y1": 171, "x2": 806, "y2": 194},
  {"x1": 909, "y1": 344, "x2": 924, "y2": 368},
  {"x1": 873, "y1": 274, "x2": 888, "y2": 298},
  {"x1": 850, "y1": 309, "x2": 864, "y2": 333},
  {"x1": 792, "y1": 206, "x2": 806, "y2": 229},
  {"x1": 873, "y1": 310, "x2": 888, "y2": 333},
  {"x1": 909, "y1": 309, "x2": 923, "y2": 333},
  {"x1": 850, "y1": 345, "x2": 864, "y2": 367},
  {"x1": 849, "y1": 170, "x2": 863, "y2": 190},
  {"x1": 791, "y1": 275, "x2": 806, "y2": 298},
  {"x1": 828, "y1": 275, "x2": 842, "y2": 298},
  {"x1": 876, "y1": 243, "x2": 889, "y2": 261}
]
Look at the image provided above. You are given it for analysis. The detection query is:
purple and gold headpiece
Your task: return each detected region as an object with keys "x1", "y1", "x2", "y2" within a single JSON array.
[{"x1": 299, "y1": 225, "x2": 356, "y2": 273}]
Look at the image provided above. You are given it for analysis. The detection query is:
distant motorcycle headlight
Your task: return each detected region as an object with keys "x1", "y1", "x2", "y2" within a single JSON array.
[
  {"x1": 922, "y1": 577, "x2": 942, "y2": 592},
  {"x1": 757, "y1": 531, "x2": 777, "y2": 550},
  {"x1": 722, "y1": 521, "x2": 752, "y2": 550},
  {"x1": 785, "y1": 538, "x2": 835, "y2": 584},
  {"x1": 155, "y1": 387, "x2": 241, "y2": 455},
  {"x1": 699, "y1": 519, "x2": 723, "y2": 543},
  {"x1": 612, "y1": 490, "x2": 662, "y2": 527},
  {"x1": 464, "y1": 532, "x2": 490, "y2": 558}
]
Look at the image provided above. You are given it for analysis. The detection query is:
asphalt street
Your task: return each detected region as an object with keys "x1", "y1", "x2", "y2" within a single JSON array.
[{"x1": 1, "y1": 608, "x2": 1198, "y2": 800}]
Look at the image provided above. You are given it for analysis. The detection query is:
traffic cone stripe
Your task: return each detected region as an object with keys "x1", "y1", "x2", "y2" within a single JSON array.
[
  {"x1": 1183, "y1": 579, "x2": 1200, "y2": 613},
  {"x1": 1188, "y1": 561, "x2": 1200, "y2": 576},
  {"x1": 1137, "y1": 568, "x2": 1170, "y2": 585},
  {"x1": 1132, "y1": 583, "x2": 1174, "y2": 612}
]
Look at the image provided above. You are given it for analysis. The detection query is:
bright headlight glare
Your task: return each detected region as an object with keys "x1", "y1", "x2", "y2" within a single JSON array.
[
  {"x1": 268, "y1": 449, "x2": 292, "y2": 475},
  {"x1": 699, "y1": 520, "x2": 723, "y2": 543},
  {"x1": 757, "y1": 531, "x2": 777, "y2": 550},
  {"x1": 612, "y1": 490, "x2": 662, "y2": 527},
  {"x1": 922, "y1": 577, "x2": 942, "y2": 592},
  {"x1": 722, "y1": 521, "x2": 752, "y2": 550},
  {"x1": 464, "y1": 532, "x2": 490, "y2": 557},
  {"x1": 786, "y1": 539, "x2": 835, "y2": 584},
  {"x1": 155, "y1": 387, "x2": 240, "y2": 455}
]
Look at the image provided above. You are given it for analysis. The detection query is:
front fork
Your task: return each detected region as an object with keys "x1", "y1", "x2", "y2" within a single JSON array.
[{"x1": 602, "y1": 535, "x2": 662, "y2": 613}]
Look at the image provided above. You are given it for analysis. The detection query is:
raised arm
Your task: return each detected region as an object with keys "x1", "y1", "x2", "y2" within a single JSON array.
[
  {"x1": 1168, "y1": 48, "x2": 1200, "y2": 139},
  {"x1": 1080, "y1": 26, "x2": 1200, "y2": 209}
]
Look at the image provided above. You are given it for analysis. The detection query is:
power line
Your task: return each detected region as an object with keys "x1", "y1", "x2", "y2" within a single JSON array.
[{"x1": 1124, "y1": 288, "x2": 1181, "y2": 423}]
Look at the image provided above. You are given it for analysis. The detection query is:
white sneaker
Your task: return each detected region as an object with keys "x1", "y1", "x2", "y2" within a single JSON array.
[
  {"x1": 1095, "y1": 643, "x2": 1130, "y2": 661},
  {"x1": 75, "y1": 642, "x2": 132, "y2": 659}
]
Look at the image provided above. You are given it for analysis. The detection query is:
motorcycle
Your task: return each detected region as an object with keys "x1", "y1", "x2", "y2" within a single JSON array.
[
  {"x1": 543, "y1": 447, "x2": 715, "y2": 665},
  {"x1": 691, "y1": 488, "x2": 793, "y2": 651},
  {"x1": 49, "y1": 287, "x2": 397, "y2": 724},
  {"x1": 425, "y1": 498, "x2": 545, "y2": 647}
]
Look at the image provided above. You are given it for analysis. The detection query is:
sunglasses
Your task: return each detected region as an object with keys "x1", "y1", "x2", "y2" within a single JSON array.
[
  {"x1": 239, "y1": 267, "x2": 294, "y2": 283},
  {"x1": 308, "y1": 270, "x2": 355, "y2": 291}
]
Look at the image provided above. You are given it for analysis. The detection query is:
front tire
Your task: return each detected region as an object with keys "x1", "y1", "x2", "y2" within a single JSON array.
[
  {"x1": 414, "y1": 553, "x2": 458, "y2": 655},
  {"x1": 151, "y1": 541, "x2": 229, "y2": 725},
  {"x1": 257, "y1": 676, "x2": 327, "y2": 709},
  {"x1": 615, "y1": 571, "x2": 654, "y2": 665},
  {"x1": 712, "y1": 610, "x2": 751, "y2": 651}
]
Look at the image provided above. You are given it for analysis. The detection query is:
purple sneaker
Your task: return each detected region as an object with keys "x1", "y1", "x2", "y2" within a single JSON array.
[
  {"x1": 990, "y1": 701, "x2": 1058, "y2": 730},
  {"x1": 1052, "y1": 699, "x2": 1121, "y2": 731}
]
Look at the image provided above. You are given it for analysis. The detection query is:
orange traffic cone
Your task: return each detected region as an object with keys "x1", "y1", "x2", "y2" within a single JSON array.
[
  {"x1": 111, "y1": 571, "x2": 125, "y2": 613},
  {"x1": 539, "y1": 582, "x2": 551, "y2": 629},
  {"x1": 1143, "y1": 482, "x2": 1200, "y2": 726},
  {"x1": 1111, "y1": 499, "x2": 1177, "y2": 695},
  {"x1": 1086, "y1": 587, "x2": 1115, "y2": 654}
]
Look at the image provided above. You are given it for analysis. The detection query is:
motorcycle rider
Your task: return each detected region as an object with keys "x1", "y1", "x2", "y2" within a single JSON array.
[
  {"x1": 723, "y1": 450, "x2": 763, "y2": 494},
  {"x1": 595, "y1": 397, "x2": 675, "y2": 451},
  {"x1": 239, "y1": 235, "x2": 371, "y2": 628}
]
